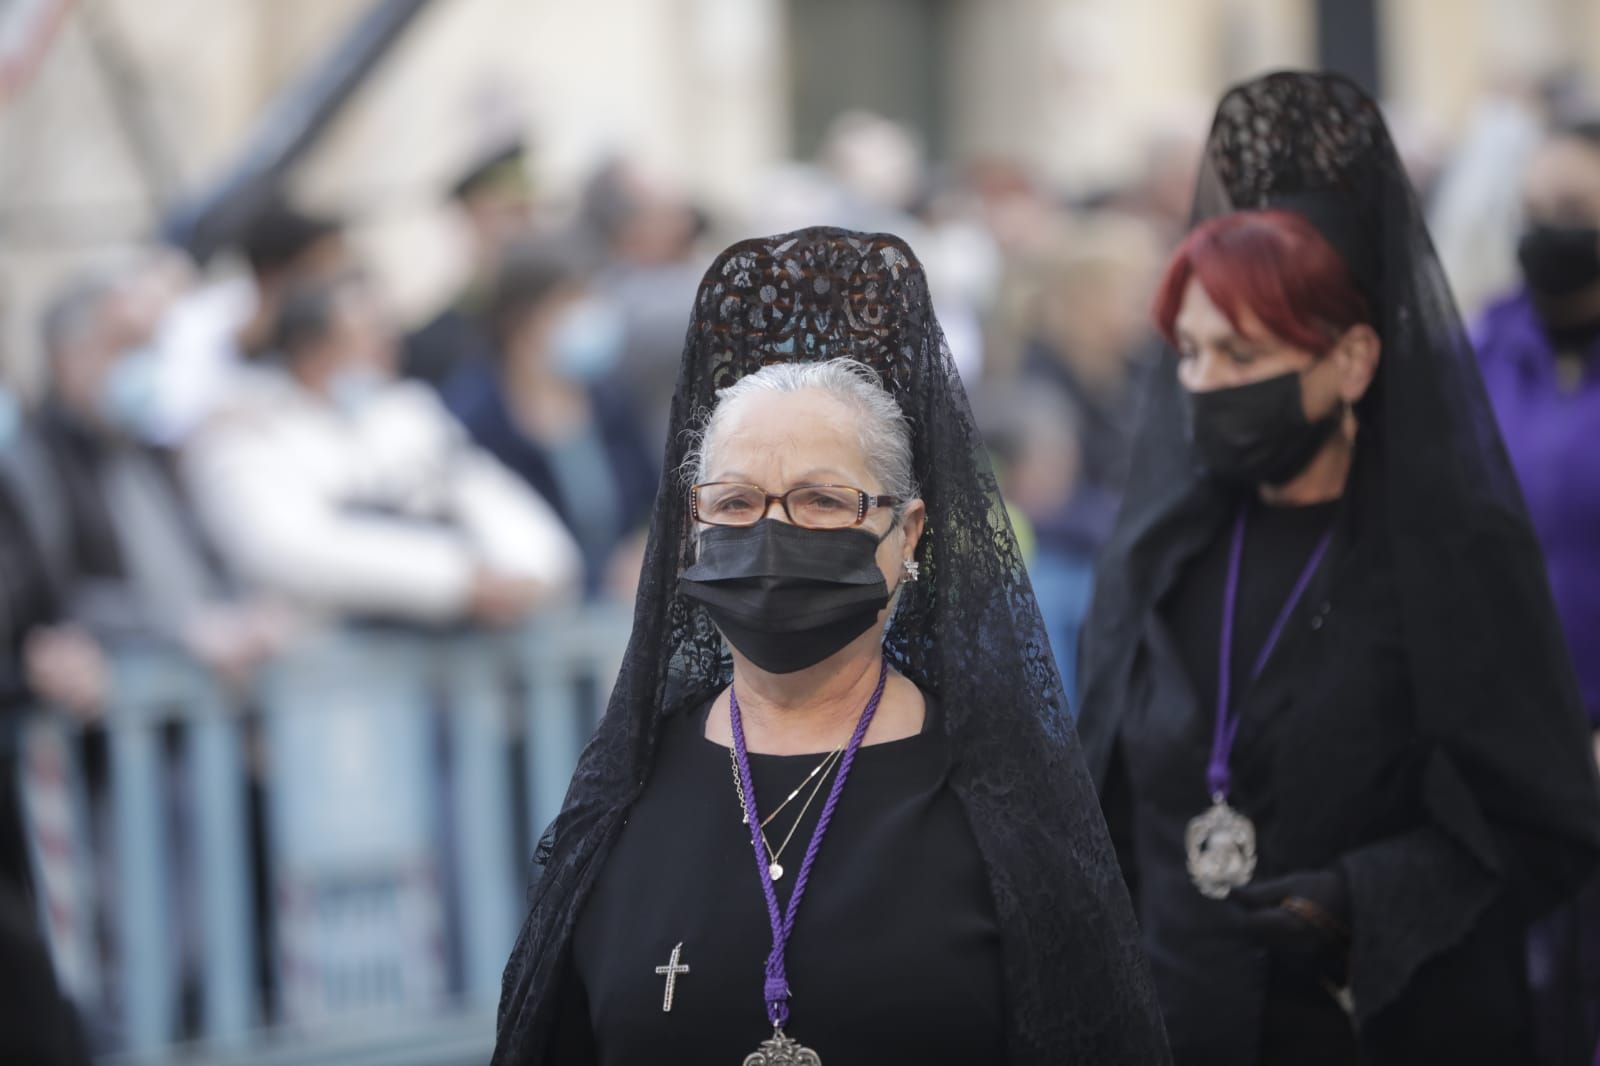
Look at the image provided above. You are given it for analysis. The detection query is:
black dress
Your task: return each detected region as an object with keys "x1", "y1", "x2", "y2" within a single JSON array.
[
  {"x1": 556, "y1": 695, "x2": 1008, "y2": 1065},
  {"x1": 1118, "y1": 498, "x2": 1358, "y2": 1065},
  {"x1": 1100, "y1": 493, "x2": 1539, "y2": 1065}
]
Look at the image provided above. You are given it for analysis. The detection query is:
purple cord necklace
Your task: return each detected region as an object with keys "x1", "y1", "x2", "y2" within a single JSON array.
[
  {"x1": 728, "y1": 658, "x2": 888, "y2": 1065},
  {"x1": 1185, "y1": 506, "x2": 1334, "y2": 900}
]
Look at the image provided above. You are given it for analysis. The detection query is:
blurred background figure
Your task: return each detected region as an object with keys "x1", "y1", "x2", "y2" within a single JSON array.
[
  {"x1": 443, "y1": 238, "x2": 656, "y2": 602},
  {"x1": 0, "y1": 258, "x2": 291, "y2": 1051},
  {"x1": 0, "y1": 354, "x2": 93, "y2": 1066},
  {"x1": 1425, "y1": 81, "x2": 1549, "y2": 320},
  {"x1": 185, "y1": 268, "x2": 581, "y2": 627},
  {"x1": 577, "y1": 157, "x2": 706, "y2": 448},
  {"x1": 1008, "y1": 213, "x2": 1164, "y2": 495},
  {"x1": 971, "y1": 380, "x2": 1111, "y2": 700},
  {"x1": 403, "y1": 138, "x2": 535, "y2": 390},
  {"x1": 0, "y1": 868, "x2": 92, "y2": 1066},
  {"x1": 818, "y1": 109, "x2": 926, "y2": 235},
  {"x1": 1474, "y1": 115, "x2": 1600, "y2": 1066},
  {"x1": 149, "y1": 201, "x2": 348, "y2": 445},
  {"x1": 1100, "y1": 112, "x2": 1211, "y2": 249},
  {"x1": 12, "y1": 259, "x2": 290, "y2": 714}
]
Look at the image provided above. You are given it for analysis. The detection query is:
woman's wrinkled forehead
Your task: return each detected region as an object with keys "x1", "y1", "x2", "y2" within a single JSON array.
[{"x1": 703, "y1": 387, "x2": 875, "y2": 488}]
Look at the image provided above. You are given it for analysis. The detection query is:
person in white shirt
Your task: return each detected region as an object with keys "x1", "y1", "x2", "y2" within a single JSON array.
[
  {"x1": 185, "y1": 269, "x2": 581, "y2": 626},
  {"x1": 150, "y1": 201, "x2": 349, "y2": 446}
]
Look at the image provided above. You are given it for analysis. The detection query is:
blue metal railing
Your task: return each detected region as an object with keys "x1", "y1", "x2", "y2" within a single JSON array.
[{"x1": 20, "y1": 605, "x2": 631, "y2": 1064}]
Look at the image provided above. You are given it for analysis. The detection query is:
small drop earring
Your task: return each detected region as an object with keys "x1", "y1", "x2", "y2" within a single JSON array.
[{"x1": 902, "y1": 559, "x2": 921, "y2": 583}]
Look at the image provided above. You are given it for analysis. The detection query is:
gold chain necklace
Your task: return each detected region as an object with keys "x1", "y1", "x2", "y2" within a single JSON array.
[{"x1": 729, "y1": 743, "x2": 844, "y2": 881}]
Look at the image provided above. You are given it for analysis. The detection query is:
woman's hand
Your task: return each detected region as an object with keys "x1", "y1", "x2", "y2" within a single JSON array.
[{"x1": 1228, "y1": 868, "x2": 1351, "y2": 985}]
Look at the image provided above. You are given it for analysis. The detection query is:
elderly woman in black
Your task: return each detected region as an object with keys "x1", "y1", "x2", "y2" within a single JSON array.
[
  {"x1": 1077, "y1": 71, "x2": 1600, "y2": 1066},
  {"x1": 493, "y1": 228, "x2": 1171, "y2": 1065}
]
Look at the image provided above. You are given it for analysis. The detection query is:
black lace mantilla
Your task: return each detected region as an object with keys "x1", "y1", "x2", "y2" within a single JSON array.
[
  {"x1": 1202, "y1": 72, "x2": 1391, "y2": 297},
  {"x1": 494, "y1": 227, "x2": 1171, "y2": 1064},
  {"x1": 695, "y1": 231, "x2": 925, "y2": 393},
  {"x1": 1204, "y1": 72, "x2": 1384, "y2": 210}
]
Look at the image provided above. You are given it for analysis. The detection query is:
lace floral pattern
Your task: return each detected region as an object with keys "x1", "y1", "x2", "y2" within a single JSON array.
[{"x1": 1205, "y1": 72, "x2": 1383, "y2": 208}]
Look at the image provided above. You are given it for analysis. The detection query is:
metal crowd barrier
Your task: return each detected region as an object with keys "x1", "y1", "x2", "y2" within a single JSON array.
[{"x1": 19, "y1": 605, "x2": 632, "y2": 1065}]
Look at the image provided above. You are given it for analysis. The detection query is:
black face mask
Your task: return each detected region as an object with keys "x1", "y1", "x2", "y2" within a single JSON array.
[
  {"x1": 1183, "y1": 371, "x2": 1343, "y2": 487},
  {"x1": 1518, "y1": 224, "x2": 1600, "y2": 298},
  {"x1": 679, "y1": 519, "x2": 892, "y2": 675}
]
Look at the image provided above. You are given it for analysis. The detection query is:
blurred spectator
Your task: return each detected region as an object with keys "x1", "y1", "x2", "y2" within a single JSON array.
[
  {"x1": 973, "y1": 382, "x2": 1114, "y2": 700},
  {"x1": 579, "y1": 158, "x2": 705, "y2": 446},
  {"x1": 186, "y1": 270, "x2": 581, "y2": 626},
  {"x1": 7, "y1": 262, "x2": 290, "y2": 719},
  {"x1": 150, "y1": 200, "x2": 347, "y2": 444},
  {"x1": 818, "y1": 110, "x2": 926, "y2": 233},
  {"x1": 404, "y1": 139, "x2": 535, "y2": 389},
  {"x1": 1429, "y1": 84, "x2": 1547, "y2": 322},
  {"x1": 0, "y1": 422, "x2": 60, "y2": 926},
  {"x1": 0, "y1": 881, "x2": 92, "y2": 1065},
  {"x1": 0, "y1": 263, "x2": 293, "y2": 1045},
  {"x1": 1478, "y1": 117, "x2": 1600, "y2": 730},
  {"x1": 0, "y1": 438, "x2": 60, "y2": 721},
  {"x1": 1109, "y1": 113, "x2": 1207, "y2": 247},
  {"x1": 581, "y1": 158, "x2": 702, "y2": 274},
  {"x1": 1474, "y1": 117, "x2": 1600, "y2": 1066},
  {"x1": 443, "y1": 239, "x2": 656, "y2": 601},
  {"x1": 912, "y1": 175, "x2": 1002, "y2": 379},
  {"x1": 0, "y1": 485, "x2": 88, "y2": 1064},
  {"x1": 1012, "y1": 213, "x2": 1163, "y2": 495},
  {"x1": 968, "y1": 158, "x2": 1066, "y2": 266}
]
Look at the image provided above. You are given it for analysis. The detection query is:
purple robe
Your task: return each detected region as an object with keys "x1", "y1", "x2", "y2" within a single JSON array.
[
  {"x1": 1475, "y1": 291, "x2": 1600, "y2": 728},
  {"x1": 1477, "y1": 289, "x2": 1600, "y2": 1066}
]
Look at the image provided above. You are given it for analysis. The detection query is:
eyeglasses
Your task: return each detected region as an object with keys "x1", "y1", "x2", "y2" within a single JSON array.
[{"x1": 690, "y1": 482, "x2": 903, "y2": 530}]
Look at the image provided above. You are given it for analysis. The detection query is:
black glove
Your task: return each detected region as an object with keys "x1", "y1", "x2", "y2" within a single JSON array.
[{"x1": 1227, "y1": 868, "x2": 1351, "y2": 986}]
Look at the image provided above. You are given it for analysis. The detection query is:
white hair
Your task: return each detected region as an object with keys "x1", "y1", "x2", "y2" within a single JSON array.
[{"x1": 686, "y1": 358, "x2": 918, "y2": 508}]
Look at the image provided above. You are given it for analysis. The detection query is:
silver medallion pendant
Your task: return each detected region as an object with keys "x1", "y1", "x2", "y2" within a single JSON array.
[
  {"x1": 1185, "y1": 796, "x2": 1258, "y2": 900},
  {"x1": 743, "y1": 1028, "x2": 822, "y2": 1066}
]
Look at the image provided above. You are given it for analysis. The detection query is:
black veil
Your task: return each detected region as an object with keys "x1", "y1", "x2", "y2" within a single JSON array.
[
  {"x1": 494, "y1": 227, "x2": 1169, "y2": 1063},
  {"x1": 1079, "y1": 71, "x2": 1600, "y2": 1022}
]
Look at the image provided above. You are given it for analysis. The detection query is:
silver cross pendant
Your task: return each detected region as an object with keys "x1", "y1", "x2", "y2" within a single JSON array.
[{"x1": 653, "y1": 942, "x2": 690, "y2": 1012}]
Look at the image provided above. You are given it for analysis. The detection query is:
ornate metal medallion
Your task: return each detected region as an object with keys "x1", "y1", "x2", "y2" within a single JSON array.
[
  {"x1": 743, "y1": 1028, "x2": 822, "y2": 1066},
  {"x1": 1185, "y1": 797, "x2": 1258, "y2": 899}
]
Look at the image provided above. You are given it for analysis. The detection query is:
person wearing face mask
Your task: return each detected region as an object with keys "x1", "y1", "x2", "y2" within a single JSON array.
[
  {"x1": 1479, "y1": 119, "x2": 1600, "y2": 747},
  {"x1": 2, "y1": 261, "x2": 295, "y2": 1035},
  {"x1": 442, "y1": 238, "x2": 656, "y2": 600},
  {"x1": 1077, "y1": 73, "x2": 1600, "y2": 1066},
  {"x1": 10, "y1": 262, "x2": 291, "y2": 717},
  {"x1": 185, "y1": 269, "x2": 581, "y2": 627},
  {"x1": 493, "y1": 229, "x2": 1170, "y2": 1065},
  {"x1": 1475, "y1": 117, "x2": 1600, "y2": 1066}
]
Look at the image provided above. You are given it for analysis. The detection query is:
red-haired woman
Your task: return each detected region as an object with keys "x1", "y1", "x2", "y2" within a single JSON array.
[
  {"x1": 1077, "y1": 73, "x2": 1600, "y2": 1066},
  {"x1": 1152, "y1": 210, "x2": 1377, "y2": 494}
]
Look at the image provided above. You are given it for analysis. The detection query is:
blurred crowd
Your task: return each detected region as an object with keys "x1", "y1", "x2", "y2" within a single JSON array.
[{"x1": 4, "y1": 72, "x2": 1600, "y2": 1054}]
